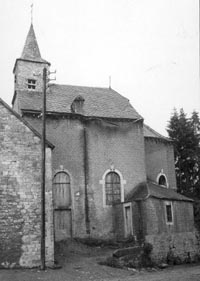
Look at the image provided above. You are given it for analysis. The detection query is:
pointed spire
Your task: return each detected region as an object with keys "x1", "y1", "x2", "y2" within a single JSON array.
[{"x1": 21, "y1": 23, "x2": 42, "y2": 61}]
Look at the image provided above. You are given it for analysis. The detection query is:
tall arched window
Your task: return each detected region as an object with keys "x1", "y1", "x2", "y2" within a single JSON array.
[{"x1": 105, "y1": 172, "x2": 121, "y2": 205}]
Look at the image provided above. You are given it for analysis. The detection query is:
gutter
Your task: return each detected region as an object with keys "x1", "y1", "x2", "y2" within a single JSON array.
[
  {"x1": 83, "y1": 127, "x2": 90, "y2": 234},
  {"x1": 21, "y1": 109, "x2": 144, "y2": 124}
]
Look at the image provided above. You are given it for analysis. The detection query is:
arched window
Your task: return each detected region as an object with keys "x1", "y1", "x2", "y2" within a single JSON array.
[
  {"x1": 53, "y1": 172, "x2": 71, "y2": 208},
  {"x1": 158, "y1": 174, "x2": 167, "y2": 187},
  {"x1": 105, "y1": 172, "x2": 121, "y2": 205},
  {"x1": 157, "y1": 170, "x2": 169, "y2": 188}
]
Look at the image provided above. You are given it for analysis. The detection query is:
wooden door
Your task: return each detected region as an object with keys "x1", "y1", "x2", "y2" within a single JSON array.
[
  {"x1": 53, "y1": 172, "x2": 72, "y2": 241},
  {"x1": 124, "y1": 204, "x2": 133, "y2": 238}
]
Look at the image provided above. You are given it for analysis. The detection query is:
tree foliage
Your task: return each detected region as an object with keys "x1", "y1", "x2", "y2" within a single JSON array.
[{"x1": 167, "y1": 109, "x2": 200, "y2": 199}]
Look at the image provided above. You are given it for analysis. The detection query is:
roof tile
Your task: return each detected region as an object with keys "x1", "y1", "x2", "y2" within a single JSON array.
[
  {"x1": 143, "y1": 124, "x2": 171, "y2": 142},
  {"x1": 20, "y1": 24, "x2": 48, "y2": 64},
  {"x1": 125, "y1": 181, "x2": 193, "y2": 202},
  {"x1": 17, "y1": 84, "x2": 142, "y2": 119}
]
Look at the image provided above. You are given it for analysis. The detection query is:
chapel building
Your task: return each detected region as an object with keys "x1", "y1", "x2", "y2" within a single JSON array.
[{"x1": 9, "y1": 23, "x2": 198, "y2": 263}]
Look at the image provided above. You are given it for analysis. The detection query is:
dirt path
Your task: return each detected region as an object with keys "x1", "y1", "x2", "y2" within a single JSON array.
[
  {"x1": 0, "y1": 241, "x2": 200, "y2": 281},
  {"x1": 0, "y1": 259, "x2": 200, "y2": 281}
]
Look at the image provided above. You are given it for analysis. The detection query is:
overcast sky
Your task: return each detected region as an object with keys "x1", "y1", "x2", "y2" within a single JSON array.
[{"x1": 0, "y1": 0, "x2": 199, "y2": 135}]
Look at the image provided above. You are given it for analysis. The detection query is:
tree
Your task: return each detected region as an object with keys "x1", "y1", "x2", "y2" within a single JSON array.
[{"x1": 167, "y1": 109, "x2": 200, "y2": 199}]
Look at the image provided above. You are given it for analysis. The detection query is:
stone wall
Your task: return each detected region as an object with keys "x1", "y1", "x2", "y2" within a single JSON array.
[
  {"x1": 113, "y1": 197, "x2": 199, "y2": 262},
  {"x1": 14, "y1": 60, "x2": 49, "y2": 92},
  {"x1": 143, "y1": 197, "x2": 199, "y2": 262},
  {"x1": 143, "y1": 198, "x2": 194, "y2": 235},
  {"x1": 144, "y1": 139, "x2": 176, "y2": 188},
  {"x1": 0, "y1": 102, "x2": 54, "y2": 268},
  {"x1": 146, "y1": 232, "x2": 199, "y2": 263},
  {"x1": 13, "y1": 60, "x2": 49, "y2": 113}
]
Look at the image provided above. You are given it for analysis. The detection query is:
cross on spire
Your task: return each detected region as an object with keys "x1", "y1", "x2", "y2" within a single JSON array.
[{"x1": 31, "y1": 3, "x2": 33, "y2": 23}]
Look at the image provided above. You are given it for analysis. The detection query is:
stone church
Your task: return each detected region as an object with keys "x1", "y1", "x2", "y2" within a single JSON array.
[{"x1": 0, "y1": 23, "x2": 199, "y2": 267}]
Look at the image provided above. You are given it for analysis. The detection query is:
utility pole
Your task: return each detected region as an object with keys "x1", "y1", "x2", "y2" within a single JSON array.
[
  {"x1": 41, "y1": 67, "x2": 47, "y2": 270},
  {"x1": 40, "y1": 67, "x2": 56, "y2": 270}
]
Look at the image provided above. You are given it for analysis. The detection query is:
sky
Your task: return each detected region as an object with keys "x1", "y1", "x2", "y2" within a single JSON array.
[{"x1": 0, "y1": 0, "x2": 199, "y2": 136}]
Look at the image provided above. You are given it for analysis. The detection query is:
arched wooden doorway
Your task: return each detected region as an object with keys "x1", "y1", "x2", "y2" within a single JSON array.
[{"x1": 53, "y1": 171, "x2": 72, "y2": 241}]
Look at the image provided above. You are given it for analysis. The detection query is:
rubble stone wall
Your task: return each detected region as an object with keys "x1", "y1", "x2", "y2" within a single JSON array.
[
  {"x1": 0, "y1": 102, "x2": 54, "y2": 268},
  {"x1": 146, "y1": 231, "x2": 200, "y2": 263},
  {"x1": 144, "y1": 198, "x2": 199, "y2": 262}
]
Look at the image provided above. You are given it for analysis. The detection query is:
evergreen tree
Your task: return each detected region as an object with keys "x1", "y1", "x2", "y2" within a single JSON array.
[{"x1": 167, "y1": 109, "x2": 200, "y2": 199}]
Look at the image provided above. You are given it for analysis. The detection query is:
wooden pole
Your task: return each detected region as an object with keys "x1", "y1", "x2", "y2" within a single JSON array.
[{"x1": 41, "y1": 67, "x2": 47, "y2": 270}]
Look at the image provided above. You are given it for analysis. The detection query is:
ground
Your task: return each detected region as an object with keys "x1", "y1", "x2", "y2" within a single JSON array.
[{"x1": 0, "y1": 240, "x2": 200, "y2": 281}]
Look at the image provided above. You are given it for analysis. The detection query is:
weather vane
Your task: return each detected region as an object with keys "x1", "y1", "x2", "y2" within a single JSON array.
[{"x1": 31, "y1": 3, "x2": 33, "y2": 23}]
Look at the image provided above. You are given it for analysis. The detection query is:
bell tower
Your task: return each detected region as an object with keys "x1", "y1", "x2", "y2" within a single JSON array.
[{"x1": 12, "y1": 23, "x2": 50, "y2": 110}]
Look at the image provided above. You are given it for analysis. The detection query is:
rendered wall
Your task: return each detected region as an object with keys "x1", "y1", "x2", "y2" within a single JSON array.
[
  {"x1": 86, "y1": 120, "x2": 146, "y2": 238},
  {"x1": 113, "y1": 201, "x2": 141, "y2": 241},
  {"x1": 144, "y1": 138, "x2": 176, "y2": 188},
  {"x1": 23, "y1": 116, "x2": 146, "y2": 239},
  {"x1": 24, "y1": 116, "x2": 87, "y2": 238}
]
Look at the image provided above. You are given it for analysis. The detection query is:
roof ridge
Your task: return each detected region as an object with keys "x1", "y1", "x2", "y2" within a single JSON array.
[{"x1": 50, "y1": 83, "x2": 110, "y2": 90}]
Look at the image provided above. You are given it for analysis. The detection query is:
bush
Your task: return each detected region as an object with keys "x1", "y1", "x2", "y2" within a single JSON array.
[
  {"x1": 143, "y1": 242, "x2": 153, "y2": 255},
  {"x1": 141, "y1": 243, "x2": 154, "y2": 268}
]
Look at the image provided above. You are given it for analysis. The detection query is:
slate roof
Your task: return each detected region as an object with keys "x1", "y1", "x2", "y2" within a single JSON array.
[
  {"x1": 20, "y1": 23, "x2": 49, "y2": 64},
  {"x1": 15, "y1": 84, "x2": 143, "y2": 120},
  {"x1": 125, "y1": 181, "x2": 193, "y2": 202},
  {"x1": 0, "y1": 97, "x2": 54, "y2": 149},
  {"x1": 143, "y1": 124, "x2": 172, "y2": 142}
]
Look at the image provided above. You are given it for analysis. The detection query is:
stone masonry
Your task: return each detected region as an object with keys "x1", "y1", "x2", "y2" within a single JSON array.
[
  {"x1": 144, "y1": 198, "x2": 199, "y2": 262},
  {"x1": 0, "y1": 99, "x2": 54, "y2": 268}
]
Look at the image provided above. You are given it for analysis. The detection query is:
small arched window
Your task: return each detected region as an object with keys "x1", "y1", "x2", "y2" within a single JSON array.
[
  {"x1": 105, "y1": 172, "x2": 121, "y2": 205},
  {"x1": 158, "y1": 174, "x2": 167, "y2": 187}
]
